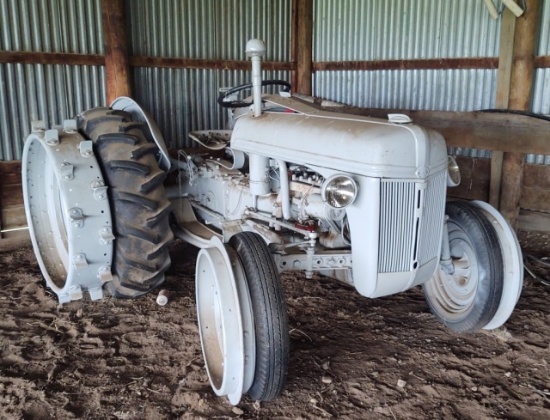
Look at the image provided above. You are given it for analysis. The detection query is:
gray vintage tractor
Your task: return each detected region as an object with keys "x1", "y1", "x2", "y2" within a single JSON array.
[{"x1": 22, "y1": 40, "x2": 523, "y2": 404}]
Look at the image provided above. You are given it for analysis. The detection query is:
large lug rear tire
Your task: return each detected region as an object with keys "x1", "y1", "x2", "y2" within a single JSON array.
[
  {"x1": 77, "y1": 108, "x2": 173, "y2": 298},
  {"x1": 229, "y1": 232, "x2": 289, "y2": 401},
  {"x1": 423, "y1": 201, "x2": 504, "y2": 332}
]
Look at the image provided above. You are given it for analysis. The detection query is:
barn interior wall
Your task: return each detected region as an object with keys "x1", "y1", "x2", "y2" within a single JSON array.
[
  {"x1": 0, "y1": 0, "x2": 105, "y2": 161},
  {"x1": 127, "y1": 0, "x2": 292, "y2": 149},
  {"x1": 0, "y1": 0, "x2": 550, "y2": 232}
]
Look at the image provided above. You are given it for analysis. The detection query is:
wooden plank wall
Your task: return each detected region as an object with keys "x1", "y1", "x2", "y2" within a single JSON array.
[{"x1": 0, "y1": 161, "x2": 26, "y2": 238}]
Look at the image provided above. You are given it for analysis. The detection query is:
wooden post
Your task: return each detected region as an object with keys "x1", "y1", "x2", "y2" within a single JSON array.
[
  {"x1": 294, "y1": 0, "x2": 313, "y2": 95},
  {"x1": 101, "y1": 0, "x2": 131, "y2": 105},
  {"x1": 489, "y1": 8, "x2": 516, "y2": 208},
  {"x1": 499, "y1": 0, "x2": 540, "y2": 226}
]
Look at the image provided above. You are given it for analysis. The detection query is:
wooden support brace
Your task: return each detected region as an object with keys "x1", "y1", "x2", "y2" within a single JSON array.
[
  {"x1": 101, "y1": 0, "x2": 131, "y2": 104},
  {"x1": 490, "y1": 6, "x2": 516, "y2": 209},
  {"x1": 499, "y1": 0, "x2": 540, "y2": 227},
  {"x1": 294, "y1": 0, "x2": 313, "y2": 95}
]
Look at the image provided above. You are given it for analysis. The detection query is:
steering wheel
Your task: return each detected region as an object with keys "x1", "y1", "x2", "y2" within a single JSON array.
[{"x1": 217, "y1": 80, "x2": 291, "y2": 108}]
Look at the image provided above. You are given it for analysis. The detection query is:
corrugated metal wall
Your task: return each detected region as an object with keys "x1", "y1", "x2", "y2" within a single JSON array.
[
  {"x1": 1, "y1": 0, "x2": 549, "y2": 160},
  {"x1": 0, "y1": 0, "x2": 291, "y2": 159},
  {"x1": 313, "y1": 0, "x2": 549, "y2": 162},
  {"x1": 532, "y1": 0, "x2": 550, "y2": 115},
  {"x1": 313, "y1": 0, "x2": 499, "y2": 112},
  {"x1": 526, "y1": 0, "x2": 550, "y2": 164},
  {"x1": 127, "y1": 0, "x2": 292, "y2": 148},
  {"x1": 0, "y1": 0, "x2": 105, "y2": 160}
]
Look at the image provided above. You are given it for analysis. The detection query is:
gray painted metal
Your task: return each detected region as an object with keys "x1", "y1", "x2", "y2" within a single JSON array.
[{"x1": 23, "y1": 123, "x2": 114, "y2": 303}]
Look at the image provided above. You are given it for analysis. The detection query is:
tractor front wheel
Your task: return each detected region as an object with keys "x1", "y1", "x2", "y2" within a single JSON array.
[{"x1": 423, "y1": 201, "x2": 504, "y2": 332}]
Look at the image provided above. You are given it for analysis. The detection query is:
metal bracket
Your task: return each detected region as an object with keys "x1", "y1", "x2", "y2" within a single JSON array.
[
  {"x1": 73, "y1": 253, "x2": 88, "y2": 269},
  {"x1": 68, "y1": 207, "x2": 85, "y2": 228},
  {"x1": 93, "y1": 186, "x2": 108, "y2": 201},
  {"x1": 45, "y1": 129, "x2": 59, "y2": 145},
  {"x1": 99, "y1": 227, "x2": 115, "y2": 245},
  {"x1": 59, "y1": 162, "x2": 74, "y2": 180},
  {"x1": 79, "y1": 140, "x2": 94, "y2": 157},
  {"x1": 274, "y1": 251, "x2": 352, "y2": 273},
  {"x1": 58, "y1": 286, "x2": 83, "y2": 304},
  {"x1": 88, "y1": 287, "x2": 104, "y2": 301},
  {"x1": 63, "y1": 119, "x2": 78, "y2": 133},
  {"x1": 98, "y1": 266, "x2": 113, "y2": 283}
]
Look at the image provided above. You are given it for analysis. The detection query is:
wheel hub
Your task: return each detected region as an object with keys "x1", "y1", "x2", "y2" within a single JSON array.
[{"x1": 432, "y1": 224, "x2": 480, "y2": 316}]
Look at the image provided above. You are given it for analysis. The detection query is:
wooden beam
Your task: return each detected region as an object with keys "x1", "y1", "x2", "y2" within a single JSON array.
[
  {"x1": 323, "y1": 106, "x2": 550, "y2": 155},
  {"x1": 500, "y1": 0, "x2": 541, "y2": 227},
  {"x1": 2, "y1": 50, "x2": 548, "y2": 72},
  {"x1": 314, "y1": 57, "x2": 499, "y2": 72},
  {"x1": 101, "y1": 0, "x2": 131, "y2": 104},
  {"x1": 0, "y1": 161, "x2": 25, "y2": 236},
  {"x1": 290, "y1": 0, "x2": 299, "y2": 90},
  {"x1": 446, "y1": 157, "x2": 491, "y2": 202},
  {"x1": 535, "y1": 55, "x2": 550, "y2": 67},
  {"x1": 521, "y1": 164, "x2": 550, "y2": 213},
  {"x1": 129, "y1": 56, "x2": 295, "y2": 71},
  {"x1": 0, "y1": 51, "x2": 104, "y2": 66},
  {"x1": 490, "y1": 7, "x2": 516, "y2": 208},
  {"x1": 295, "y1": 0, "x2": 313, "y2": 95}
]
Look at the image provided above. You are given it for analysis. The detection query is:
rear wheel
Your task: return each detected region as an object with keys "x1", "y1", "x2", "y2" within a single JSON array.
[
  {"x1": 229, "y1": 232, "x2": 289, "y2": 401},
  {"x1": 77, "y1": 108, "x2": 173, "y2": 297},
  {"x1": 423, "y1": 201, "x2": 503, "y2": 332}
]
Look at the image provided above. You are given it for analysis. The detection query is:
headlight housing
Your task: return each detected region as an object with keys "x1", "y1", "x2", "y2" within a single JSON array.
[
  {"x1": 447, "y1": 155, "x2": 461, "y2": 187},
  {"x1": 321, "y1": 174, "x2": 358, "y2": 209}
]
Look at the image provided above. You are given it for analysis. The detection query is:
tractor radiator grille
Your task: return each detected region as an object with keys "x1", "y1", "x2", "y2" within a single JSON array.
[
  {"x1": 378, "y1": 171, "x2": 446, "y2": 273},
  {"x1": 378, "y1": 180, "x2": 416, "y2": 273},
  {"x1": 418, "y1": 171, "x2": 446, "y2": 266}
]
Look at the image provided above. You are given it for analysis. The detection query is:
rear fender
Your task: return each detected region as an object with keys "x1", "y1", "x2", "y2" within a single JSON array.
[{"x1": 110, "y1": 96, "x2": 171, "y2": 171}]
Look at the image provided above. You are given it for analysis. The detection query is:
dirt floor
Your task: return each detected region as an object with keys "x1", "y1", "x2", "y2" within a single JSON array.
[{"x1": 0, "y1": 232, "x2": 549, "y2": 420}]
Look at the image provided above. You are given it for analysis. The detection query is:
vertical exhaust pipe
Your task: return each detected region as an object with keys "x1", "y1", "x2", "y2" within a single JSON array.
[{"x1": 245, "y1": 39, "x2": 266, "y2": 117}]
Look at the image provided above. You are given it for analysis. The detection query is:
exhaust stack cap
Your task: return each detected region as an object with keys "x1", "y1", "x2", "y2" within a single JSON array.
[{"x1": 245, "y1": 39, "x2": 266, "y2": 58}]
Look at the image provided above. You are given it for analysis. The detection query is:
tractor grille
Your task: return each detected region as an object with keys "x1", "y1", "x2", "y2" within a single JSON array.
[
  {"x1": 417, "y1": 172, "x2": 446, "y2": 266},
  {"x1": 378, "y1": 171, "x2": 446, "y2": 273}
]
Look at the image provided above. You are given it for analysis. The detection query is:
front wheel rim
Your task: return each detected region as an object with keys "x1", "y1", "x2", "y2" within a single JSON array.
[{"x1": 432, "y1": 224, "x2": 480, "y2": 318}]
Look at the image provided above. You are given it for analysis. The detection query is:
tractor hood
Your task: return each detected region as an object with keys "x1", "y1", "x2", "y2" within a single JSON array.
[{"x1": 231, "y1": 96, "x2": 448, "y2": 179}]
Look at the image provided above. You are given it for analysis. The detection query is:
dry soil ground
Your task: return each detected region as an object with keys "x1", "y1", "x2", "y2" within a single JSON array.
[{"x1": 0, "y1": 232, "x2": 549, "y2": 419}]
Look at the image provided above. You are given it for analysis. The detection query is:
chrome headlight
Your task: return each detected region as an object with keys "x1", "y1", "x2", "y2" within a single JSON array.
[
  {"x1": 321, "y1": 174, "x2": 358, "y2": 209},
  {"x1": 447, "y1": 155, "x2": 461, "y2": 187}
]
